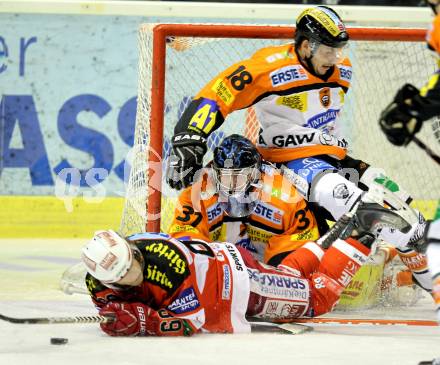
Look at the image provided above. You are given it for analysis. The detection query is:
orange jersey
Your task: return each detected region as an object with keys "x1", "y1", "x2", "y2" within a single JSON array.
[
  {"x1": 177, "y1": 43, "x2": 351, "y2": 162},
  {"x1": 420, "y1": 13, "x2": 440, "y2": 113},
  {"x1": 427, "y1": 13, "x2": 440, "y2": 54},
  {"x1": 169, "y1": 164, "x2": 320, "y2": 264},
  {"x1": 85, "y1": 233, "x2": 251, "y2": 334}
]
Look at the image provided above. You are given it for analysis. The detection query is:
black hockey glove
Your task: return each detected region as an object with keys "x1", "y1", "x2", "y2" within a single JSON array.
[
  {"x1": 379, "y1": 84, "x2": 423, "y2": 146},
  {"x1": 166, "y1": 132, "x2": 207, "y2": 190}
]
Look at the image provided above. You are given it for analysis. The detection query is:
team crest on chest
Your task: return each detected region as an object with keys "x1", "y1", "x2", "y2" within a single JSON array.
[{"x1": 319, "y1": 87, "x2": 331, "y2": 108}]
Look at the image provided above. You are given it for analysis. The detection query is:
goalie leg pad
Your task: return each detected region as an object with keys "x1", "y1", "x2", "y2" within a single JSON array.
[
  {"x1": 307, "y1": 238, "x2": 370, "y2": 316},
  {"x1": 318, "y1": 238, "x2": 370, "y2": 290},
  {"x1": 396, "y1": 248, "x2": 432, "y2": 292}
]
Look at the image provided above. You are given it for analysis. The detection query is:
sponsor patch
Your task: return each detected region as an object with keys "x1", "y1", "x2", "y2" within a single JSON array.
[
  {"x1": 270, "y1": 65, "x2": 308, "y2": 87},
  {"x1": 189, "y1": 98, "x2": 219, "y2": 134},
  {"x1": 287, "y1": 157, "x2": 334, "y2": 184},
  {"x1": 305, "y1": 109, "x2": 338, "y2": 129},
  {"x1": 82, "y1": 254, "x2": 97, "y2": 271},
  {"x1": 222, "y1": 265, "x2": 231, "y2": 299},
  {"x1": 319, "y1": 87, "x2": 331, "y2": 108},
  {"x1": 206, "y1": 203, "x2": 223, "y2": 223},
  {"x1": 246, "y1": 226, "x2": 272, "y2": 244},
  {"x1": 276, "y1": 93, "x2": 307, "y2": 111},
  {"x1": 301, "y1": 7, "x2": 345, "y2": 37},
  {"x1": 333, "y1": 183, "x2": 350, "y2": 199},
  {"x1": 212, "y1": 79, "x2": 234, "y2": 106},
  {"x1": 272, "y1": 133, "x2": 315, "y2": 148},
  {"x1": 338, "y1": 65, "x2": 352, "y2": 82},
  {"x1": 169, "y1": 224, "x2": 199, "y2": 234},
  {"x1": 225, "y1": 244, "x2": 244, "y2": 271},
  {"x1": 248, "y1": 268, "x2": 309, "y2": 301},
  {"x1": 253, "y1": 202, "x2": 283, "y2": 225},
  {"x1": 144, "y1": 241, "x2": 187, "y2": 275},
  {"x1": 168, "y1": 287, "x2": 200, "y2": 314},
  {"x1": 100, "y1": 252, "x2": 117, "y2": 270}
]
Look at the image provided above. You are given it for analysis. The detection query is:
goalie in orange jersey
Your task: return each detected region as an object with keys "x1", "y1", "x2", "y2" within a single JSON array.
[
  {"x1": 379, "y1": 0, "x2": 440, "y2": 323},
  {"x1": 165, "y1": 5, "x2": 431, "y2": 293},
  {"x1": 82, "y1": 226, "x2": 378, "y2": 337}
]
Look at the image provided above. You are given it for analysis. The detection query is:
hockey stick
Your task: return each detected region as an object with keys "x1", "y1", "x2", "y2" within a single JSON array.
[
  {"x1": 317, "y1": 207, "x2": 357, "y2": 249},
  {"x1": 249, "y1": 321, "x2": 313, "y2": 335},
  {"x1": 413, "y1": 136, "x2": 440, "y2": 166},
  {"x1": 0, "y1": 313, "x2": 113, "y2": 325},
  {"x1": 292, "y1": 317, "x2": 438, "y2": 327},
  {"x1": 0, "y1": 312, "x2": 311, "y2": 335}
]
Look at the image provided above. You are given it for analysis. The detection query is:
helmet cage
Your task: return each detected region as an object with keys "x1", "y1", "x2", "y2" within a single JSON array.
[
  {"x1": 213, "y1": 163, "x2": 260, "y2": 196},
  {"x1": 218, "y1": 191, "x2": 260, "y2": 218}
]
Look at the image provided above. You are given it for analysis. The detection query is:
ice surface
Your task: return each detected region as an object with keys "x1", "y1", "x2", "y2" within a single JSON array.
[{"x1": 1, "y1": 239, "x2": 439, "y2": 365}]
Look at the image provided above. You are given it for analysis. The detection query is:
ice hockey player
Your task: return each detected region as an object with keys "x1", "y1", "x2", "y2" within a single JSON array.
[
  {"x1": 82, "y1": 225, "x2": 378, "y2": 336},
  {"x1": 169, "y1": 134, "x2": 321, "y2": 266},
  {"x1": 379, "y1": 0, "x2": 440, "y2": 322},
  {"x1": 165, "y1": 5, "x2": 430, "y2": 292}
]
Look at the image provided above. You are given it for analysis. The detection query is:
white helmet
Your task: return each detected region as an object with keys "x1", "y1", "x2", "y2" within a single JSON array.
[{"x1": 81, "y1": 230, "x2": 133, "y2": 284}]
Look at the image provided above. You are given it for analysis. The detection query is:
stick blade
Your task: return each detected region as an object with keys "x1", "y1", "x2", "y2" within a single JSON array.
[{"x1": 250, "y1": 321, "x2": 313, "y2": 335}]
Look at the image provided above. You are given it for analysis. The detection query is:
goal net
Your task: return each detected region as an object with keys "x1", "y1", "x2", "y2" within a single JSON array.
[{"x1": 120, "y1": 23, "x2": 440, "y2": 238}]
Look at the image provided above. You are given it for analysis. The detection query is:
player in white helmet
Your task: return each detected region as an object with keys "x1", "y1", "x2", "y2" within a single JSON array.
[{"x1": 82, "y1": 219, "x2": 392, "y2": 336}]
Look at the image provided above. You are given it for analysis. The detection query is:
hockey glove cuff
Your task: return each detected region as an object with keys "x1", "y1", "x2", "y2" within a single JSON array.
[{"x1": 99, "y1": 302, "x2": 195, "y2": 337}]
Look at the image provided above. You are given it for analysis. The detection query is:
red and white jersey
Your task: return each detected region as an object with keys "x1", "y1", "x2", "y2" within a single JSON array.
[
  {"x1": 176, "y1": 43, "x2": 352, "y2": 162},
  {"x1": 85, "y1": 233, "x2": 251, "y2": 334}
]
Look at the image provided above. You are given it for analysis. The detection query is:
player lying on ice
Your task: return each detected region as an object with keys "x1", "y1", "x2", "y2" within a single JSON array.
[{"x1": 81, "y1": 205, "x2": 414, "y2": 337}]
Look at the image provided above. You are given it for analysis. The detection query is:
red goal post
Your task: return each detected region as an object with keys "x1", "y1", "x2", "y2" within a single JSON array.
[{"x1": 120, "y1": 23, "x2": 439, "y2": 236}]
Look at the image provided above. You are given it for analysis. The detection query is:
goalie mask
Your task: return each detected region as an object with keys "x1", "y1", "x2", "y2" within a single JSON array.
[
  {"x1": 213, "y1": 134, "x2": 262, "y2": 217},
  {"x1": 81, "y1": 230, "x2": 144, "y2": 289}
]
